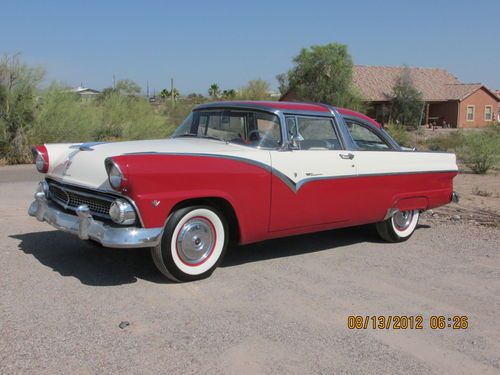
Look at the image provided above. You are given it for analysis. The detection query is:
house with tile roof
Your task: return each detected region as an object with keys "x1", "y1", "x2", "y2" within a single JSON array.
[{"x1": 281, "y1": 66, "x2": 499, "y2": 128}]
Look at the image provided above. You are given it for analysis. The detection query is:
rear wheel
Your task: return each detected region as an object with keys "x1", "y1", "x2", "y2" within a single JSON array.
[
  {"x1": 151, "y1": 206, "x2": 228, "y2": 282},
  {"x1": 376, "y1": 209, "x2": 420, "y2": 242}
]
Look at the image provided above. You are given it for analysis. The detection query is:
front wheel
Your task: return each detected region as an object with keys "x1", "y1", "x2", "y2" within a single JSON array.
[
  {"x1": 375, "y1": 209, "x2": 420, "y2": 243},
  {"x1": 151, "y1": 206, "x2": 228, "y2": 282}
]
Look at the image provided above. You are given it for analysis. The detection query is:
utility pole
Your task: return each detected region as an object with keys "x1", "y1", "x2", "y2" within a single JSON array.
[
  {"x1": 113, "y1": 74, "x2": 116, "y2": 90},
  {"x1": 146, "y1": 80, "x2": 149, "y2": 98}
]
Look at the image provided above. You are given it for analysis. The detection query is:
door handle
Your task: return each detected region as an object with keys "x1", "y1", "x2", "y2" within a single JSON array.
[{"x1": 339, "y1": 153, "x2": 355, "y2": 160}]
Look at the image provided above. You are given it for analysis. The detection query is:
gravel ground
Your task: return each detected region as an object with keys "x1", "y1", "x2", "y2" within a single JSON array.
[{"x1": 0, "y1": 166, "x2": 499, "y2": 374}]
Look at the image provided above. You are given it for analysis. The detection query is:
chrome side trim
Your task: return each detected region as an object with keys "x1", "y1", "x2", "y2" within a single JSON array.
[
  {"x1": 28, "y1": 193, "x2": 162, "y2": 249},
  {"x1": 123, "y1": 151, "x2": 273, "y2": 172},
  {"x1": 119, "y1": 152, "x2": 457, "y2": 194}
]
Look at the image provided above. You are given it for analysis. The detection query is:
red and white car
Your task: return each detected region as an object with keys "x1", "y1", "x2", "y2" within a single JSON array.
[{"x1": 29, "y1": 101, "x2": 459, "y2": 281}]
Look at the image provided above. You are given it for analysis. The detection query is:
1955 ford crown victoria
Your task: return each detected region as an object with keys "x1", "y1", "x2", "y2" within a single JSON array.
[{"x1": 29, "y1": 101, "x2": 459, "y2": 281}]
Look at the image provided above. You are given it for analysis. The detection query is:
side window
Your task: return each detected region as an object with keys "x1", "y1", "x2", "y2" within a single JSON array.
[
  {"x1": 197, "y1": 110, "x2": 281, "y2": 149},
  {"x1": 345, "y1": 120, "x2": 390, "y2": 151},
  {"x1": 286, "y1": 116, "x2": 341, "y2": 150}
]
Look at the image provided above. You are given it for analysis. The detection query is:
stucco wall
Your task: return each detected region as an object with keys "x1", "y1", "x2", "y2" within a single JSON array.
[{"x1": 459, "y1": 88, "x2": 498, "y2": 128}]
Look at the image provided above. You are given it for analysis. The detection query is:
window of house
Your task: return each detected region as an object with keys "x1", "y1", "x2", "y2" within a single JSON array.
[
  {"x1": 466, "y1": 105, "x2": 475, "y2": 122},
  {"x1": 484, "y1": 106, "x2": 493, "y2": 121},
  {"x1": 345, "y1": 120, "x2": 391, "y2": 151}
]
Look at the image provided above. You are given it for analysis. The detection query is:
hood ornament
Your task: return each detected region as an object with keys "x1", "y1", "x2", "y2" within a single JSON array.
[{"x1": 69, "y1": 142, "x2": 108, "y2": 151}]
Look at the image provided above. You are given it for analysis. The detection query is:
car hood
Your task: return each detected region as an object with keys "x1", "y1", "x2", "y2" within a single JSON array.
[{"x1": 46, "y1": 137, "x2": 266, "y2": 190}]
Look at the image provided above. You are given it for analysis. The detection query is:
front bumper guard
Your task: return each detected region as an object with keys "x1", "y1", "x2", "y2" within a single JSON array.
[{"x1": 28, "y1": 192, "x2": 163, "y2": 248}]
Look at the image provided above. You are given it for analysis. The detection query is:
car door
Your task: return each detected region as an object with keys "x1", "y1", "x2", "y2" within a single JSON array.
[
  {"x1": 343, "y1": 117, "x2": 403, "y2": 224},
  {"x1": 269, "y1": 115, "x2": 358, "y2": 231}
]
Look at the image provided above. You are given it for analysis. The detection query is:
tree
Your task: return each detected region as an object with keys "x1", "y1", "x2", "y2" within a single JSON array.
[
  {"x1": 276, "y1": 73, "x2": 289, "y2": 96},
  {"x1": 238, "y1": 79, "x2": 271, "y2": 100},
  {"x1": 160, "y1": 89, "x2": 169, "y2": 99},
  {"x1": 389, "y1": 68, "x2": 424, "y2": 128},
  {"x1": 208, "y1": 83, "x2": 220, "y2": 98},
  {"x1": 160, "y1": 88, "x2": 180, "y2": 101},
  {"x1": 0, "y1": 53, "x2": 44, "y2": 163},
  {"x1": 222, "y1": 89, "x2": 237, "y2": 100},
  {"x1": 115, "y1": 79, "x2": 141, "y2": 95},
  {"x1": 278, "y1": 42, "x2": 365, "y2": 110}
]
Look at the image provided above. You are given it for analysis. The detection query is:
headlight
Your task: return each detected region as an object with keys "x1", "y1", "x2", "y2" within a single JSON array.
[
  {"x1": 109, "y1": 199, "x2": 136, "y2": 225},
  {"x1": 105, "y1": 158, "x2": 127, "y2": 191},
  {"x1": 32, "y1": 146, "x2": 49, "y2": 173}
]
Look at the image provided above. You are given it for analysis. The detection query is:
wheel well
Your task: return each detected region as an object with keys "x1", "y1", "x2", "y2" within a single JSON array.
[{"x1": 170, "y1": 197, "x2": 240, "y2": 244}]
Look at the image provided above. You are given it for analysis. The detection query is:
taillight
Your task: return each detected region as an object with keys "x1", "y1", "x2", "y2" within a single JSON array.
[
  {"x1": 32, "y1": 146, "x2": 49, "y2": 173},
  {"x1": 105, "y1": 158, "x2": 128, "y2": 191}
]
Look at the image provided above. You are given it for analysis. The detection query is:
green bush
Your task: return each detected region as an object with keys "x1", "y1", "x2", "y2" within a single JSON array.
[
  {"x1": 458, "y1": 127, "x2": 500, "y2": 174},
  {"x1": 28, "y1": 85, "x2": 175, "y2": 148},
  {"x1": 425, "y1": 131, "x2": 465, "y2": 152}
]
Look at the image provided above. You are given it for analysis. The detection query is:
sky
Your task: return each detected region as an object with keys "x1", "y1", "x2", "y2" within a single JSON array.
[{"x1": 1, "y1": 0, "x2": 499, "y2": 94}]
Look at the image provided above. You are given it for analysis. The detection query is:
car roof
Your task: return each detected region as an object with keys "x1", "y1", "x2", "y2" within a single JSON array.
[
  {"x1": 195, "y1": 101, "x2": 331, "y2": 113},
  {"x1": 336, "y1": 108, "x2": 382, "y2": 129},
  {"x1": 194, "y1": 101, "x2": 381, "y2": 129}
]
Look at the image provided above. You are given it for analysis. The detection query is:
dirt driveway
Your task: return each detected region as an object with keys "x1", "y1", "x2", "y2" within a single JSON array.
[{"x1": 1, "y1": 165, "x2": 499, "y2": 374}]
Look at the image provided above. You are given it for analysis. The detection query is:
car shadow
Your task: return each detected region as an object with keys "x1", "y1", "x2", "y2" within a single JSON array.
[
  {"x1": 221, "y1": 225, "x2": 384, "y2": 268},
  {"x1": 10, "y1": 231, "x2": 172, "y2": 286},
  {"x1": 12, "y1": 224, "x2": 396, "y2": 286}
]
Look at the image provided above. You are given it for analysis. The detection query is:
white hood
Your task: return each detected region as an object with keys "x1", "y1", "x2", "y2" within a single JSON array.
[{"x1": 46, "y1": 138, "x2": 268, "y2": 189}]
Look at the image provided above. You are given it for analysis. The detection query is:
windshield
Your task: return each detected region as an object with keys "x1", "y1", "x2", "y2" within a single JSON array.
[{"x1": 172, "y1": 110, "x2": 282, "y2": 149}]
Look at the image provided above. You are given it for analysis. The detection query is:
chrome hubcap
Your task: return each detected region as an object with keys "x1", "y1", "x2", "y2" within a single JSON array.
[
  {"x1": 393, "y1": 210, "x2": 414, "y2": 231},
  {"x1": 176, "y1": 217, "x2": 215, "y2": 265}
]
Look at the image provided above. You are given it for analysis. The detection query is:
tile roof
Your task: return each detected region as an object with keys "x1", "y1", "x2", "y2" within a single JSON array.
[{"x1": 353, "y1": 65, "x2": 463, "y2": 101}]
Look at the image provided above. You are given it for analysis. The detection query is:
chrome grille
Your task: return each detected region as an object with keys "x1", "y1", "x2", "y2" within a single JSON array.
[{"x1": 48, "y1": 183, "x2": 113, "y2": 219}]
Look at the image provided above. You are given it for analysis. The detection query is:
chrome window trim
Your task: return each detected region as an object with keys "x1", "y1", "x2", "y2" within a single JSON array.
[
  {"x1": 180, "y1": 107, "x2": 286, "y2": 151},
  {"x1": 281, "y1": 113, "x2": 345, "y2": 151},
  {"x1": 342, "y1": 116, "x2": 398, "y2": 151}
]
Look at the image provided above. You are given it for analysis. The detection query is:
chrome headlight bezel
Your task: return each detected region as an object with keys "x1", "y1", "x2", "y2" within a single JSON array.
[
  {"x1": 105, "y1": 158, "x2": 127, "y2": 191},
  {"x1": 32, "y1": 146, "x2": 49, "y2": 173}
]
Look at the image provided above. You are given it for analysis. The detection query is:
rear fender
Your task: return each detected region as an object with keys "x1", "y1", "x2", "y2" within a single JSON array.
[{"x1": 394, "y1": 196, "x2": 429, "y2": 212}]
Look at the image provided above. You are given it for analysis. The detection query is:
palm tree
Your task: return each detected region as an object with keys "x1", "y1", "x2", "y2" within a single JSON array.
[
  {"x1": 222, "y1": 89, "x2": 236, "y2": 100},
  {"x1": 160, "y1": 89, "x2": 169, "y2": 99},
  {"x1": 208, "y1": 83, "x2": 220, "y2": 98}
]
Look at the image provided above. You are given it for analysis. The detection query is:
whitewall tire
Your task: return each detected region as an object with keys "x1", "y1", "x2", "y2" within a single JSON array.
[
  {"x1": 376, "y1": 209, "x2": 420, "y2": 243},
  {"x1": 151, "y1": 206, "x2": 228, "y2": 282}
]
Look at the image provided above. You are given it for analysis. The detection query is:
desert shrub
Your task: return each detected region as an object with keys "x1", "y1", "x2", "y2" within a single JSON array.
[
  {"x1": 458, "y1": 128, "x2": 499, "y2": 174},
  {"x1": 425, "y1": 131, "x2": 465, "y2": 152},
  {"x1": 29, "y1": 87, "x2": 172, "y2": 146},
  {"x1": 384, "y1": 123, "x2": 413, "y2": 147},
  {"x1": 0, "y1": 54, "x2": 45, "y2": 163},
  {"x1": 29, "y1": 84, "x2": 100, "y2": 144}
]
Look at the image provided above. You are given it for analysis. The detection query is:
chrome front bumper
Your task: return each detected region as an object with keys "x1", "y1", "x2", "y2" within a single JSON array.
[{"x1": 28, "y1": 192, "x2": 163, "y2": 248}]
